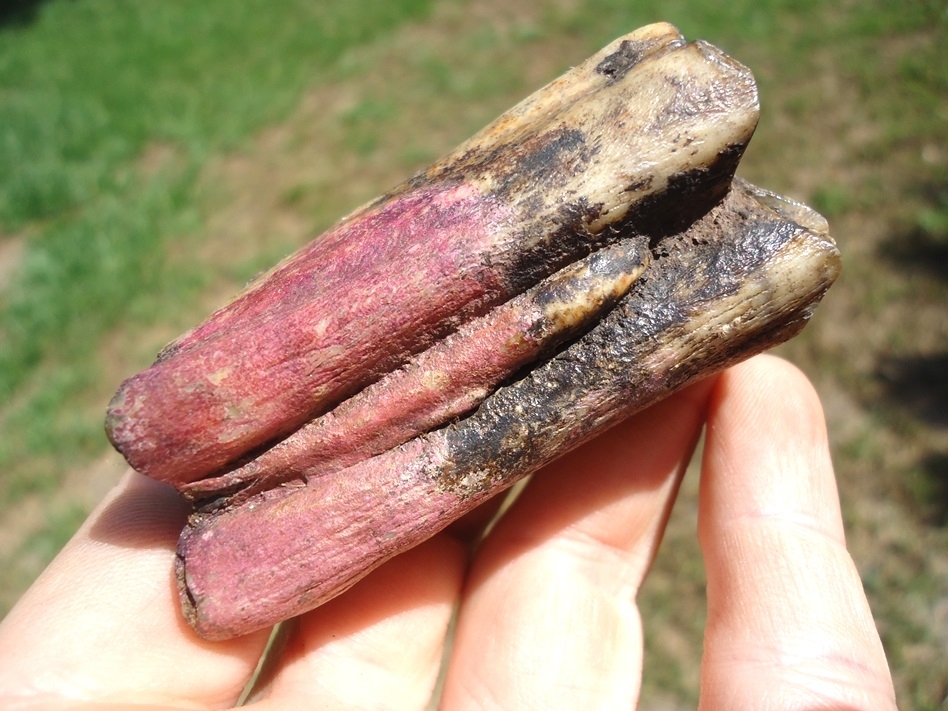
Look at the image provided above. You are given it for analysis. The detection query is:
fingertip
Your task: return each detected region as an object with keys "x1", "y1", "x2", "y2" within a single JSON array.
[
  {"x1": 700, "y1": 353, "x2": 842, "y2": 547},
  {"x1": 709, "y1": 354, "x2": 827, "y2": 450}
]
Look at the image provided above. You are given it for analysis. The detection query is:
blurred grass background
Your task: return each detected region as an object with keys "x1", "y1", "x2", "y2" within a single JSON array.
[{"x1": 0, "y1": 0, "x2": 945, "y2": 707}]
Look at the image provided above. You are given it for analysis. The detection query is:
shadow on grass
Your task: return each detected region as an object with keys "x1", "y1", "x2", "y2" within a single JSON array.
[
  {"x1": 917, "y1": 451, "x2": 948, "y2": 527},
  {"x1": 877, "y1": 178, "x2": 948, "y2": 283},
  {"x1": 876, "y1": 352, "x2": 948, "y2": 526},
  {"x1": 0, "y1": 0, "x2": 56, "y2": 28},
  {"x1": 877, "y1": 352, "x2": 948, "y2": 429}
]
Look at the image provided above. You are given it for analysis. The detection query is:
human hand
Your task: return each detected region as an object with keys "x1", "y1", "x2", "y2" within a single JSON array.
[{"x1": 0, "y1": 355, "x2": 896, "y2": 710}]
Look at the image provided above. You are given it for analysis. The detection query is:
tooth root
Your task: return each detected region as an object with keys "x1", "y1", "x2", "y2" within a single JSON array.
[{"x1": 185, "y1": 241, "x2": 648, "y2": 506}]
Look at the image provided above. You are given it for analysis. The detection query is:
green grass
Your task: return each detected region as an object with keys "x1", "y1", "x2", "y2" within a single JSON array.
[
  {"x1": 0, "y1": 0, "x2": 433, "y2": 496},
  {"x1": 0, "y1": 1, "x2": 434, "y2": 227}
]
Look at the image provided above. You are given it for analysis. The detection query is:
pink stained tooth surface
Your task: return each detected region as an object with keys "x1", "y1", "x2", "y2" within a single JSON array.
[{"x1": 106, "y1": 183, "x2": 514, "y2": 485}]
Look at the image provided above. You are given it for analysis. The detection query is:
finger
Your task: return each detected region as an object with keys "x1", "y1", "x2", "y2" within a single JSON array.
[
  {"x1": 440, "y1": 378, "x2": 714, "y2": 710},
  {"x1": 698, "y1": 355, "x2": 897, "y2": 710},
  {"x1": 0, "y1": 470, "x2": 270, "y2": 710},
  {"x1": 246, "y1": 533, "x2": 467, "y2": 711}
]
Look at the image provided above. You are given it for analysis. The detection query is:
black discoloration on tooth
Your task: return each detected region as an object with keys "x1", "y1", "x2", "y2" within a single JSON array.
[
  {"x1": 438, "y1": 183, "x2": 839, "y2": 499},
  {"x1": 624, "y1": 143, "x2": 750, "y2": 242},
  {"x1": 594, "y1": 30, "x2": 687, "y2": 84},
  {"x1": 596, "y1": 39, "x2": 655, "y2": 81}
]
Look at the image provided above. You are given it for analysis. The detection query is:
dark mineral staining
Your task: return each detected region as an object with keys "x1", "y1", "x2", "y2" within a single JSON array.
[{"x1": 595, "y1": 38, "x2": 681, "y2": 83}]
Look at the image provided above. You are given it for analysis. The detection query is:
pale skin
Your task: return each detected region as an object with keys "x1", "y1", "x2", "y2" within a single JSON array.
[{"x1": 0, "y1": 355, "x2": 897, "y2": 710}]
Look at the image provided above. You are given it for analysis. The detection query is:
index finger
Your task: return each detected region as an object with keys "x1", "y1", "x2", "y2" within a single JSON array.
[{"x1": 697, "y1": 355, "x2": 897, "y2": 710}]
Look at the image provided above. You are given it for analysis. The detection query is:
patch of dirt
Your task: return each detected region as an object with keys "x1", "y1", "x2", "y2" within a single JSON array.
[
  {"x1": 0, "y1": 234, "x2": 26, "y2": 293},
  {"x1": 137, "y1": 141, "x2": 186, "y2": 180}
]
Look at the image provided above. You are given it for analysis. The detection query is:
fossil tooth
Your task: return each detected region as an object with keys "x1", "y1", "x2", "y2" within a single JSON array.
[{"x1": 103, "y1": 24, "x2": 840, "y2": 640}]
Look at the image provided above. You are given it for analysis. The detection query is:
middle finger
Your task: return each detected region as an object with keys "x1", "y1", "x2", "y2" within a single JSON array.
[{"x1": 440, "y1": 380, "x2": 714, "y2": 710}]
